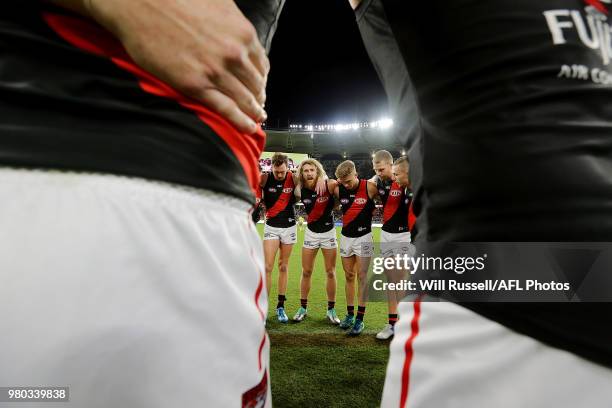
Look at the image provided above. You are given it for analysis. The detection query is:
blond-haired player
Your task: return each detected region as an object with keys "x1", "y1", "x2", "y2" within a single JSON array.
[
  {"x1": 292, "y1": 159, "x2": 341, "y2": 324},
  {"x1": 333, "y1": 160, "x2": 380, "y2": 335}
]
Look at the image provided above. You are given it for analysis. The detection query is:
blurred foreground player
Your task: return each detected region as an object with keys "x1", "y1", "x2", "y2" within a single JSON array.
[
  {"x1": 0, "y1": 0, "x2": 286, "y2": 406},
  {"x1": 350, "y1": 0, "x2": 612, "y2": 406}
]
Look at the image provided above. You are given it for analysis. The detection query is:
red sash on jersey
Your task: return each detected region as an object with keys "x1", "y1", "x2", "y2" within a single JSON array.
[
  {"x1": 306, "y1": 186, "x2": 331, "y2": 223},
  {"x1": 266, "y1": 174, "x2": 295, "y2": 219},
  {"x1": 42, "y1": 12, "x2": 265, "y2": 198},
  {"x1": 383, "y1": 181, "x2": 403, "y2": 224},
  {"x1": 343, "y1": 180, "x2": 369, "y2": 227}
]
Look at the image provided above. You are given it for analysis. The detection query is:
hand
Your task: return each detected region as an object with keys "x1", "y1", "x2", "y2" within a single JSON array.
[
  {"x1": 85, "y1": 0, "x2": 269, "y2": 133},
  {"x1": 315, "y1": 178, "x2": 328, "y2": 196}
]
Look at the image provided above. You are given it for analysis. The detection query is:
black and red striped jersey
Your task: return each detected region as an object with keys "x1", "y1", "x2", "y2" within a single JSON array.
[
  {"x1": 339, "y1": 179, "x2": 375, "y2": 238},
  {"x1": 263, "y1": 173, "x2": 296, "y2": 228},
  {"x1": 0, "y1": 2, "x2": 285, "y2": 204},
  {"x1": 300, "y1": 182, "x2": 335, "y2": 233},
  {"x1": 376, "y1": 177, "x2": 412, "y2": 234}
]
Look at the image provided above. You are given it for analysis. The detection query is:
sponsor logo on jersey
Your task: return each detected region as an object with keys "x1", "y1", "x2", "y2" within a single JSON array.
[
  {"x1": 354, "y1": 198, "x2": 367, "y2": 205},
  {"x1": 268, "y1": 188, "x2": 277, "y2": 192},
  {"x1": 288, "y1": 218, "x2": 294, "y2": 223},
  {"x1": 316, "y1": 196, "x2": 329, "y2": 203},
  {"x1": 544, "y1": 1, "x2": 612, "y2": 67},
  {"x1": 302, "y1": 199, "x2": 312, "y2": 204},
  {"x1": 358, "y1": 226, "x2": 367, "y2": 232},
  {"x1": 379, "y1": 189, "x2": 386, "y2": 196},
  {"x1": 283, "y1": 187, "x2": 294, "y2": 193},
  {"x1": 340, "y1": 198, "x2": 349, "y2": 204},
  {"x1": 390, "y1": 190, "x2": 402, "y2": 197}
]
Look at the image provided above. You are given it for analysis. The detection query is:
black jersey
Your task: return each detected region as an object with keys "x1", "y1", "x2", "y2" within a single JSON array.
[
  {"x1": 263, "y1": 173, "x2": 296, "y2": 228},
  {"x1": 357, "y1": 0, "x2": 612, "y2": 368},
  {"x1": 301, "y1": 182, "x2": 335, "y2": 233},
  {"x1": 0, "y1": 1, "x2": 285, "y2": 204},
  {"x1": 339, "y1": 179, "x2": 376, "y2": 238},
  {"x1": 376, "y1": 177, "x2": 411, "y2": 234}
]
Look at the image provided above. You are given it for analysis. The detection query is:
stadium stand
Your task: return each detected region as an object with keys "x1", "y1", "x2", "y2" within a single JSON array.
[{"x1": 264, "y1": 126, "x2": 405, "y2": 180}]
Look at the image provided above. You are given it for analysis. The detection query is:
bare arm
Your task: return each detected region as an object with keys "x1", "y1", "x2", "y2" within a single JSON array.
[
  {"x1": 259, "y1": 172, "x2": 268, "y2": 189},
  {"x1": 47, "y1": 0, "x2": 268, "y2": 133},
  {"x1": 367, "y1": 180, "x2": 381, "y2": 203}
]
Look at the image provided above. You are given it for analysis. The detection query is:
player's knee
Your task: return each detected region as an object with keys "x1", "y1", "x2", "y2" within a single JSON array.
[
  {"x1": 278, "y1": 263, "x2": 289, "y2": 274},
  {"x1": 302, "y1": 269, "x2": 313, "y2": 278},
  {"x1": 265, "y1": 263, "x2": 274, "y2": 274},
  {"x1": 325, "y1": 268, "x2": 336, "y2": 279},
  {"x1": 345, "y1": 271, "x2": 356, "y2": 281}
]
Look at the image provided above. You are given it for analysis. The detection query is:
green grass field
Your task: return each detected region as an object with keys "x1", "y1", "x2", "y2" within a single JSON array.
[{"x1": 257, "y1": 224, "x2": 390, "y2": 408}]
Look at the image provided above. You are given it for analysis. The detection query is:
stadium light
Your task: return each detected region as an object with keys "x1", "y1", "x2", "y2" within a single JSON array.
[{"x1": 288, "y1": 117, "x2": 393, "y2": 133}]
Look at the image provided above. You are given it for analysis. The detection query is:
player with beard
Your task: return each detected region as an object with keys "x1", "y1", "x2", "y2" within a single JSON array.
[
  {"x1": 334, "y1": 160, "x2": 380, "y2": 336},
  {"x1": 292, "y1": 159, "x2": 342, "y2": 324},
  {"x1": 260, "y1": 153, "x2": 325, "y2": 323}
]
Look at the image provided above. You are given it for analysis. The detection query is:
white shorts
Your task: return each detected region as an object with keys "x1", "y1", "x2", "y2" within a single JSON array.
[
  {"x1": 339, "y1": 233, "x2": 374, "y2": 258},
  {"x1": 382, "y1": 299, "x2": 612, "y2": 408},
  {"x1": 263, "y1": 223, "x2": 297, "y2": 245},
  {"x1": 380, "y1": 230, "x2": 415, "y2": 258},
  {"x1": 0, "y1": 168, "x2": 271, "y2": 408},
  {"x1": 303, "y1": 227, "x2": 338, "y2": 250}
]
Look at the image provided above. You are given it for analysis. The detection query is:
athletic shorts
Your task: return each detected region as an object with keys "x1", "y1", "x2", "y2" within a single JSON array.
[
  {"x1": 303, "y1": 227, "x2": 337, "y2": 250},
  {"x1": 0, "y1": 168, "x2": 271, "y2": 408},
  {"x1": 382, "y1": 298, "x2": 612, "y2": 408},
  {"x1": 263, "y1": 223, "x2": 297, "y2": 245},
  {"x1": 339, "y1": 233, "x2": 374, "y2": 258},
  {"x1": 380, "y1": 230, "x2": 415, "y2": 258}
]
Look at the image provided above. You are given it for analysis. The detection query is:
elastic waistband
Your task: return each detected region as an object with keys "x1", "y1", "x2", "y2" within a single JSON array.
[{"x1": 0, "y1": 167, "x2": 250, "y2": 214}]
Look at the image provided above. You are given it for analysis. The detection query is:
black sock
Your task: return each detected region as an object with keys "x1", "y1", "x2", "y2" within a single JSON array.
[
  {"x1": 347, "y1": 305, "x2": 355, "y2": 316},
  {"x1": 388, "y1": 314, "x2": 399, "y2": 326},
  {"x1": 356, "y1": 306, "x2": 366, "y2": 322},
  {"x1": 327, "y1": 301, "x2": 335, "y2": 310},
  {"x1": 277, "y1": 295, "x2": 286, "y2": 309},
  {"x1": 300, "y1": 298, "x2": 308, "y2": 309}
]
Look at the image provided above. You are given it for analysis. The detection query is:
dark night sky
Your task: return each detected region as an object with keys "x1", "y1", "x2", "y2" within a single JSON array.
[{"x1": 265, "y1": 0, "x2": 388, "y2": 127}]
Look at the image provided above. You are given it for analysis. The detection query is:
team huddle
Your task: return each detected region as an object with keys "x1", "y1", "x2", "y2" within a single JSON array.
[{"x1": 257, "y1": 151, "x2": 414, "y2": 338}]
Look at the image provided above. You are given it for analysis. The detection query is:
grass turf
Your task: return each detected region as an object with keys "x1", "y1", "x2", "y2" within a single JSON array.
[{"x1": 256, "y1": 224, "x2": 390, "y2": 408}]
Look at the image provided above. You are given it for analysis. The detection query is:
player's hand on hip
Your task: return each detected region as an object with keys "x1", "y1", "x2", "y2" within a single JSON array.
[{"x1": 86, "y1": 0, "x2": 269, "y2": 134}]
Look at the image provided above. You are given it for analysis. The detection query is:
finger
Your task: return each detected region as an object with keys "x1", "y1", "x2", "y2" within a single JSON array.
[
  {"x1": 200, "y1": 89, "x2": 259, "y2": 134},
  {"x1": 249, "y1": 39, "x2": 270, "y2": 78},
  {"x1": 212, "y1": 69, "x2": 267, "y2": 122},
  {"x1": 227, "y1": 50, "x2": 267, "y2": 106}
]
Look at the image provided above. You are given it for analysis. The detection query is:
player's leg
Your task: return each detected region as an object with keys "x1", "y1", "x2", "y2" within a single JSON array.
[
  {"x1": 321, "y1": 247, "x2": 340, "y2": 324},
  {"x1": 275, "y1": 226, "x2": 296, "y2": 323},
  {"x1": 340, "y1": 254, "x2": 357, "y2": 329},
  {"x1": 349, "y1": 235, "x2": 373, "y2": 336},
  {"x1": 294, "y1": 245, "x2": 318, "y2": 322},
  {"x1": 263, "y1": 236, "x2": 280, "y2": 295}
]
